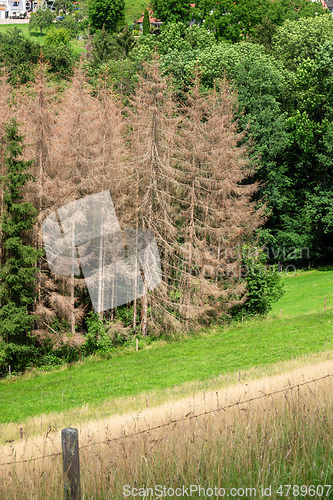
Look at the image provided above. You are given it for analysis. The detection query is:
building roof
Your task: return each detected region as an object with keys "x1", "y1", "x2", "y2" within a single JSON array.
[
  {"x1": 136, "y1": 9, "x2": 161, "y2": 24},
  {"x1": 314, "y1": 0, "x2": 333, "y2": 8},
  {"x1": 135, "y1": 3, "x2": 195, "y2": 24}
]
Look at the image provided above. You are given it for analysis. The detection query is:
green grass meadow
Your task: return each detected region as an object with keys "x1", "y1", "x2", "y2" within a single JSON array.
[
  {"x1": 269, "y1": 266, "x2": 333, "y2": 318},
  {"x1": 0, "y1": 0, "x2": 150, "y2": 58},
  {"x1": 0, "y1": 22, "x2": 86, "y2": 55},
  {"x1": 0, "y1": 268, "x2": 332, "y2": 425},
  {"x1": 0, "y1": 22, "x2": 43, "y2": 39}
]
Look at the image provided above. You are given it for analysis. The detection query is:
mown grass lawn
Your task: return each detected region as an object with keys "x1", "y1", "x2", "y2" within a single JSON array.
[
  {"x1": 0, "y1": 0, "x2": 151, "y2": 32},
  {"x1": 0, "y1": 279, "x2": 332, "y2": 424},
  {"x1": 0, "y1": 23, "x2": 46, "y2": 42},
  {"x1": 0, "y1": 23, "x2": 86, "y2": 55}
]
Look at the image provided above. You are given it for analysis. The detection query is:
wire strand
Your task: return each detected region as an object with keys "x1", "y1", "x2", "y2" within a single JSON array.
[{"x1": 0, "y1": 373, "x2": 331, "y2": 467}]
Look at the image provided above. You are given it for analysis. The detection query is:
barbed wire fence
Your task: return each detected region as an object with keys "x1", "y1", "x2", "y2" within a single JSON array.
[{"x1": 0, "y1": 372, "x2": 331, "y2": 469}]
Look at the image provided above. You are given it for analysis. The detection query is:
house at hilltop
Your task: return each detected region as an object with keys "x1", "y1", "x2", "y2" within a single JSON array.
[
  {"x1": 321, "y1": 0, "x2": 333, "y2": 13},
  {"x1": 134, "y1": 3, "x2": 196, "y2": 31},
  {"x1": 0, "y1": 0, "x2": 25, "y2": 19},
  {"x1": 134, "y1": 9, "x2": 162, "y2": 31}
]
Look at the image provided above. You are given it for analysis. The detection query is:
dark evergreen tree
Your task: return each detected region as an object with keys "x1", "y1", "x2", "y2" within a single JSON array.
[
  {"x1": 142, "y1": 8, "x2": 150, "y2": 35},
  {"x1": 0, "y1": 119, "x2": 41, "y2": 343}
]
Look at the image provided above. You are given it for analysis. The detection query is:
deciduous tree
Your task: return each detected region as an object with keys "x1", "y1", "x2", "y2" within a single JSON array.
[
  {"x1": 29, "y1": 9, "x2": 55, "y2": 36},
  {"x1": 152, "y1": 0, "x2": 191, "y2": 24},
  {"x1": 88, "y1": 0, "x2": 125, "y2": 32}
]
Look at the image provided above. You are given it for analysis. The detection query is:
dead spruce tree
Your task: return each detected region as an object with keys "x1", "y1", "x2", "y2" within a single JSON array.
[
  {"x1": 125, "y1": 65, "x2": 264, "y2": 334},
  {"x1": 41, "y1": 66, "x2": 127, "y2": 332},
  {"x1": 90, "y1": 73, "x2": 130, "y2": 320},
  {"x1": 124, "y1": 59, "x2": 185, "y2": 335},
  {"x1": 11, "y1": 62, "x2": 84, "y2": 349},
  {"x1": 17, "y1": 61, "x2": 58, "y2": 340},
  {"x1": 45, "y1": 65, "x2": 103, "y2": 335},
  {"x1": 177, "y1": 80, "x2": 264, "y2": 326}
]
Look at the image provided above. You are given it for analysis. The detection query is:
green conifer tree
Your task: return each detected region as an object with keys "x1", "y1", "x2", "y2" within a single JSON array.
[
  {"x1": 0, "y1": 119, "x2": 41, "y2": 343},
  {"x1": 142, "y1": 8, "x2": 150, "y2": 35}
]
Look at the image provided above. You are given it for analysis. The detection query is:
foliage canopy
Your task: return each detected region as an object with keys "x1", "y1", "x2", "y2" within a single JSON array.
[
  {"x1": 88, "y1": 0, "x2": 125, "y2": 32},
  {"x1": 29, "y1": 8, "x2": 55, "y2": 36}
]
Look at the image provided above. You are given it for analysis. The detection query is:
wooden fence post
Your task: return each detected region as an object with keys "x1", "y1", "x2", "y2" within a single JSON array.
[{"x1": 62, "y1": 428, "x2": 81, "y2": 500}]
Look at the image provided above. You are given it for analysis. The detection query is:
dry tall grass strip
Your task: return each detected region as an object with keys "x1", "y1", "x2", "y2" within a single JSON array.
[
  {"x1": 0, "y1": 362, "x2": 333, "y2": 466},
  {"x1": 1, "y1": 362, "x2": 332, "y2": 498},
  {"x1": 1, "y1": 370, "x2": 332, "y2": 470}
]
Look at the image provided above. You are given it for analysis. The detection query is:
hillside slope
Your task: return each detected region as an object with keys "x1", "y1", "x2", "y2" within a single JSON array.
[{"x1": 0, "y1": 269, "x2": 332, "y2": 432}]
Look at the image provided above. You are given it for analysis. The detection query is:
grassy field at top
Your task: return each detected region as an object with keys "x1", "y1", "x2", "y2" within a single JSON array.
[
  {"x1": 0, "y1": 0, "x2": 150, "y2": 33},
  {"x1": 0, "y1": 22, "x2": 46, "y2": 41},
  {"x1": 0, "y1": 23, "x2": 86, "y2": 55},
  {"x1": 0, "y1": 268, "x2": 332, "y2": 428}
]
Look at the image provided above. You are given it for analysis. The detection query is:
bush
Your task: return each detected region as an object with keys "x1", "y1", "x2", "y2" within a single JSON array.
[
  {"x1": 53, "y1": 342, "x2": 81, "y2": 363},
  {"x1": 0, "y1": 27, "x2": 40, "y2": 84},
  {"x1": 82, "y1": 312, "x2": 114, "y2": 355},
  {"x1": 235, "y1": 245, "x2": 285, "y2": 317},
  {"x1": 35, "y1": 353, "x2": 64, "y2": 369},
  {"x1": 44, "y1": 27, "x2": 71, "y2": 46},
  {"x1": 0, "y1": 27, "x2": 75, "y2": 83},
  {"x1": 42, "y1": 43, "x2": 76, "y2": 78},
  {"x1": 0, "y1": 341, "x2": 39, "y2": 376}
]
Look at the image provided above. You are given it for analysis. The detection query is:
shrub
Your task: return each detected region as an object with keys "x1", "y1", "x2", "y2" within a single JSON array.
[
  {"x1": 235, "y1": 245, "x2": 285, "y2": 317},
  {"x1": 44, "y1": 27, "x2": 71, "y2": 46},
  {"x1": 83, "y1": 312, "x2": 114, "y2": 355},
  {"x1": 0, "y1": 27, "x2": 40, "y2": 83},
  {"x1": 0, "y1": 341, "x2": 39, "y2": 376},
  {"x1": 42, "y1": 43, "x2": 75, "y2": 78}
]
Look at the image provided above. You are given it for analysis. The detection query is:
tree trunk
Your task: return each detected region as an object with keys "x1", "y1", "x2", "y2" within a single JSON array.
[
  {"x1": 141, "y1": 272, "x2": 148, "y2": 337},
  {"x1": 70, "y1": 222, "x2": 75, "y2": 334}
]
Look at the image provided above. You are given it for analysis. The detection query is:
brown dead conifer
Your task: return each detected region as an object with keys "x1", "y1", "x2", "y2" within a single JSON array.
[
  {"x1": 123, "y1": 58, "x2": 188, "y2": 335},
  {"x1": 124, "y1": 65, "x2": 265, "y2": 334},
  {"x1": 177, "y1": 78, "x2": 265, "y2": 325},
  {"x1": 45, "y1": 65, "x2": 127, "y2": 326}
]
